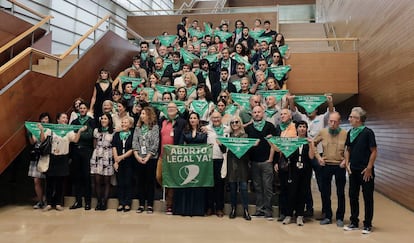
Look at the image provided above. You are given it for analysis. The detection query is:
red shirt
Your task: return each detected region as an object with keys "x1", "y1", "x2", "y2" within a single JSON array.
[{"x1": 160, "y1": 120, "x2": 174, "y2": 156}]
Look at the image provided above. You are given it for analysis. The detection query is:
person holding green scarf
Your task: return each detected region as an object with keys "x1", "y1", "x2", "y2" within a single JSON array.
[
  {"x1": 112, "y1": 116, "x2": 135, "y2": 212},
  {"x1": 218, "y1": 48, "x2": 237, "y2": 76},
  {"x1": 196, "y1": 59, "x2": 219, "y2": 93},
  {"x1": 245, "y1": 105, "x2": 277, "y2": 220},
  {"x1": 232, "y1": 20, "x2": 245, "y2": 45},
  {"x1": 164, "y1": 51, "x2": 183, "y2": 81},
  {"x1": 344, "y1": 107, "x2": 377, "y2": 234},
  {"x1": 314, "y1": 112, "x2": 348, "y2": 227},
  {"x1": 156, "y1": 102, "x2": 187, "y2": 215},
  {"x1": 133, "y1": 107, "x2": 160, "y2": 214},
  {"x1": 251, "y1": 40, "x2": 272, "y2": 70}
]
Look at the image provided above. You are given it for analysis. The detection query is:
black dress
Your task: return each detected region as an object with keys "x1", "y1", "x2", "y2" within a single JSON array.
[
  {"x1": 173, "y1": 130, "x2": 208, "y2": 216},
  {"x1": 94, "y1": 82, "x2": 112, "y2": 119}
]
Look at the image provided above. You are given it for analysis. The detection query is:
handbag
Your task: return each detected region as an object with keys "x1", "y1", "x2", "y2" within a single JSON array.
[
  {"x1": 278, "y1": 155, "x2": 290, "y2": 171},
  {"x1": 37, "y1": 154, "x2": 50, "y2": 173},
  {"x1": 39, "y1": 135, "x2": 52, "y2": 156}
]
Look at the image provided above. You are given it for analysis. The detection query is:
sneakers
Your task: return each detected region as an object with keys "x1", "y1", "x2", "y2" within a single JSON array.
[
  {"x1": 251, "y1": 212, "x2": 265, "y2": 218},
  {"x1": 264, "y1": 215, "x2": 274, "y2": 221},
  {"x1": 282, "y1": 216, "x2": 292, "y2": 225},
  {"x1": 277, "y1": 214, "x2": 286, "y2": 222},
  {"x1": 42, "y1": 205, "x2": 52, "y2": 212},
  {"x1": 136, "y1": 206, "x2": 145, "y2": 213},
  {"x1": 336, "y1": 219, "x2": 344, "y2": 227},
  {"x1": 33, "y1": 201, "x2": 44, "y2": 209},
  {"x1": 297, "y1": 216, "x2": 304, "y2": 226},
  {"x1": 55, "y1": 205, "x2": 64, "y2": 211},
  {"x1": 362, "y1": 226, "x2": 372, "y2": 234},
  {"x1": 165, "y1": 207, "x2": 173, "y2": 215},
  {"x1": 320, "y1": 218, "x2": 332, "y2": 225},
  {"x1": 343, "y1": 223, "x2": 359, "y2": 231},
  {"x1": 147, "y1": 206, "x2": 154, "y2": 214}
]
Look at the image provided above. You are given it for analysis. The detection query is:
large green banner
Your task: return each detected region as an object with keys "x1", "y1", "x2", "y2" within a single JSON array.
[
  {"x1": 294, "y1": 95, "x2": 327, "y2": 113},
  {"x1": 120, "y1": 76, "x2": 144, "y2": 90},
  {"x1": 162, "y1": 144, "x2": 213, "y2": 188},
  {"x1": 157, "y1": 35, "x2": 177, "y2": 47},
  {"x1": 231, "y1": 93, "x2": 252, "y2": 108},
  {"x1": 268, "y1": 66, "x2": 291, "y2": 81},
  {"x1": 25, "y1": 122, "x2": 83, "y2": 140},
  {"x1": 258, "y1": 89, "x2": 289, "y2": 101},
  {"x1": 151, "y1": 101, "x2": 186, "y2": 115},
  {"x1": 217, "y1": 137, "x2": 258, "y2": 158},
  {"x1": 267, "y1": 137, "x2": 308, "y2": 157}
]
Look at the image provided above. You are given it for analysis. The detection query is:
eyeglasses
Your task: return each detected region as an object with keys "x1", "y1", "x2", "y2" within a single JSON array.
[
  {"x1": 220, "y1": 95, "x2": 228, "y2": 98},
  {"x1": 230, "y1": 120, "x2": 240, "y2": 125}
]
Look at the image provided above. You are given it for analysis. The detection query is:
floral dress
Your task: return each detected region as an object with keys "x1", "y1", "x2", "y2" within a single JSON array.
[{"x1": 90, "y1": 128, "x2": 114, "y2": 176}]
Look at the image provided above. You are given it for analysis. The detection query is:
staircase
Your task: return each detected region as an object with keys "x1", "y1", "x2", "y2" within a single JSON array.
[
  {"x1": 280, "y1": 23, "x2": 334, "y2": 52},
  {"x1": 31, "y1": 54, "x2": 79, "y2": 76}
]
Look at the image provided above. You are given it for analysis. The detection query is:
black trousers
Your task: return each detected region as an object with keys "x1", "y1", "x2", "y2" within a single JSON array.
[
  {"x1": 286, "y1": 168, "x2": 310, "y2": 217},
  {"x1": 136, "y1": 158, "x2": 157, "y2": 207},
  {"x1": 206, "y1": 159, "x2": 225, "y2": 211},
  {"x1": 71, "y1": 147, "x2": 93, "y2": 204},
  {"x1": 116, "y1": 159, "x2": 133, "y2": 206},
  {"x1": 321, "y1": 164, "x2": 346, "y2": 220},
  {"x1": 349, "y1": 169, "x2": 375, "y2": 227},
  {"x1": 46, "y1": 176, "x2": 64, "y2": 206}
]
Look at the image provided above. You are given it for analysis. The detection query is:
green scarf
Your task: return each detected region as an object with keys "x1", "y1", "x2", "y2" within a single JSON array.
[
  {"x1": 235, "y1": 28, "x2": 242, "y2": 34},
  {"x1": 172, "y1": 62, "x2": 181, "y2": 72},
  {"x1": 221, "y1": 59, "x2": 229, "y2": 69},
  {"x1": 279, "y1": 121, "x2": 291, "y2": 131},
  {"x1": 119, "y1": 131, "x2": 131, "y2": 141},
  {"x1": 155, "y1": 68, "x2": 165, "y2": 78},
  {"x1": 262, "y1": 50, "x2": 270, "y2": 58},
  {"x1": 141, "y1": 52, "x2": 148, "y2": 61},
  {"x1": 253, "y1": 120, "x2": 266, "y2": 131},
  {"x1": 141, "y1": 124, "x2": 149, "y2": 135},
  {"x1": 101, "y1": 127, "x2": 108, "y2": 132},
  {"x1": 221, "y1": 81, "x2": 228, "y2": 91},
  {"x1": 350, "y1": 125, "x2": 365, "y2": 143},
  {"x1": 167, "y1": 114, "x2": 179, "y2": 122},
  {"x1": 265, "y1": 109, "x2": 278, "y2": 118},
  {"x1": 328, "y1": 127, "x2": 342, "y2": 135},
  {"x1": 201, "y1": 70, "x2": 208, "y2": 80},
  {"x1": 213, "y1": 125, "x2": 224, "y2": 136},
  {"x1": 123, "y1": 93, "x2": 132, "y2": 100},
  {"x1": 99, "y1": 79, "x2": 109, "y2": 83},
  {"x1": 78, "y1": 115, "x2": 89, "y2": 125}
]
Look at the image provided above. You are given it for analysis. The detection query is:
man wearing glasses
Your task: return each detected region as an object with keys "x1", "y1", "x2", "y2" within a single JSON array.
[{"x1": 344, "y1": 107, "x2": 377, "y2": 234}]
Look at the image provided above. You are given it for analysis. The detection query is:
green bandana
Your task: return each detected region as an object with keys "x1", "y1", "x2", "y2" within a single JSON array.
[
  {"x1": 224, "y1": 104, "x2": 238, "y2": 115},
  {"x1": 99, "y1": 79, "x2": 109, "y2": 83},
  {"x1": 294, "y1": 95, "x2": 327, "y2": 114},
  {"x1": 350, "y1": 125, "x2": 365, "y2": 143},
  {"x1": 188, "y1": 27, "x2": 205, "y2": 39},
  {"x1": 191, "y1": 100, "x2": 209, "y2": 116},
  {"x1": 268, "y1": 66, "x2": 291, "y2": 81},
  {"x1": 267, "y1": 137, "x2": 308, "y2": 157},
  {"x1": 180, "y1": 48, "x2": 198, "y2": 64},
  {"x1": 221, "y1": 81, "x2": 228, "y2": 91},
  {"x1": 172, "y1": 62, "x2": 181, "y2": 72},
  {"x1": 155, "y1": 84, "x2": 176, "y2": 94},
  {"x1": 119, "y1": 131, "x2": 131, "y2": 141},
  {"x1": 214, "y1": 30, "x2": 232, "y2": 42},
  {"x1": 217, "y1": 137, "x2": 259, "y2": 159},
  {"x1": 186, "y1": 86, "x2": 196, "y2": 96},
  {"x1": 329, "y1": 127, "x2": 342, "y2": 135},
  {"x1": 253, "y1": 120, "x2": 266, "y2": 131},
  {"x1": 249, "y1": 29, "x2": 265, "y2": 40},
  {"x1": 157, "y1": 35, "x2": 177, "y2": 47},
  {"x1": 221, "y1": 59, "x2": 229, "y2": 69},
  {"x1": 193, "y1": 69, "x2": 201, "y2": 76},
  {"x1": 25, "y1": 122, "x2": 84, "y2": 140},
  {"x1": 213, "y1": 125, "x2": 224, "y2": 136},
  {"x1": 262, "y1": 50, "x2": 270, "y2": 58},
  {"x1": 101, "y1": 127, "x2": 109, "y2": 132},
  {"x1": 232, "y1": 53, "x2": 252, "y2": 70},
  {"x1": 257, "y1": 36, "x2": 273, "y2": 45},
  {"x1": 235, "y1": 28, "x2": 242, "y2": 34},
  {"x1": 155, "y1": 68, "x2": 165, "y2": 78},
  {"x1": 265, "y1": 109, "x2": 278, "y2": 118},
  {"x1": 205, "y1": 53, "x2": 218, "y2": 63},
  {"x1": 123, "y1": 93, "x2": 132, "y2": 100},
  {"x1": 78, "y1": 115, "x2": 90, "y2": 125},
  {"x1": 279, "y1": 121, "x2": 291, "y2": 131},
  {"x1": 151, "y1": 101, "x2": 186, "y2": 115},
  {"x1": 232, "y1": 80, "x2": 242, "y2": 92},
  {"x1": 258, "y1": 90, "x2": 289, "y2": 101},
  {"x1": 141, "y1": 124, "x2": 149, "y2": 135},
  {"x1": 204, "y1": 22, "x2": 213, "y2": 36},
  {"x1": 231, "y1": 93, "x2": 252, "y2": 108},
  {"x1": 141, "y1": 52, "x2": 148, "y2": 61},
  {"x1": 278, "y1": 45, "x2": 289, "y2": 57},
  {"x1": 201, "y1": 70, "x2": 208, "y2": 79},
  {"x1": 120, "y1": 76, "x2": 144, "y2": 90}
]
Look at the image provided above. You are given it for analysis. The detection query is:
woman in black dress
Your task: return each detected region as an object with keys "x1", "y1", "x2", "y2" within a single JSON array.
[
  {"x1": 90, "y1": 68, "x2": 114, "y2": 119},
  {"x1": 173, "y1": 112, "x2": 208, "y2": 216}
]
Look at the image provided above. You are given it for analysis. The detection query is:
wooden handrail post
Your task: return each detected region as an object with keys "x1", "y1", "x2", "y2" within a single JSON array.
[{"x1": 56, "y1": 60, "x2": 60, "y2": 77}]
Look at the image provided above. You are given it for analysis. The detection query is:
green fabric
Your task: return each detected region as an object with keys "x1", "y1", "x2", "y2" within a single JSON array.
[
  {"x1": 123, "y1": 93, "x2": 132, "y2": 100},
  {"x1": 267, "y1": 137, "x2": 308, "y2": 157},
  {"x1": 155, "y1": 84, "x2": 176, "y2": 94},
  {"x1": 191, "y1": 100, "x2": 209, "y2": 116},
  {"x1": 213, "y1": 125, "x2": 224, "y2": 136},
  {"x1": 232, "y1": 53, "x2": 252, "y2": 70},
  {"x1": 253, "y1": 120, "x2": 266, "y2": 131},
  {"x1": 155, "y1": 68, "x2": 165, "y2": 78},
  {"x1": 101, "y1": 127, "x2": 108, "y2": 132},
  {"x1": 258, "y1": 90, "x2": 288, "y2": 101},
  {"x1": 163, "y1": 59, "x2": 173, "y2": 69},
  {"x1": 231, "y1": 80, "x2": 241, "y2": 92},
  {"x1": 151, "y1": 101, "x2": 186, "y2": 115},
  {"x1": 180, "y1": 48, "x2": 198, "y2": 64},
  {"x1": 221, "y1": 81, "x2": 228, "y2": 91},
  {"x1": 249, "y1": 29, "x2": 265, "y2": 40},
  {"x1": 217, "y1": 137, "x2": 259, "y2": 159},
  {"x1": 77, "y1": 115, "x2": 90, "y2": 125},
  {"x1": 235, "y1": 28, "x2": 242, "y2": 34},
  {"x1": 265, "y1": 109, "x2": 278, "y2": 118},
  {"x1": 188, "y1": 27, "x2": 205, "y2": 39},
  {"x1": 278, "y1": 45, "x2": 289, "y2": 56},
  {"x1": 201, "y1": 70, "x2": 208, "y2": 80},
  {"x1": 119, "y1": 131, "x2": 131, "y2": 141},
  {"x1": 204, "y1": 53, "x2": 219, "y2": 63},
  {"x1": 224, "y1": 104, "x2": 238, "y2": 115},
  {"x1": 140, "y1": 124, "x2": 149, "y2": 135},
  {"x1": 120, "y1": 76, "x2": 144, "y2": 90},
  {"x1": 25, "y1": 122, "x2": 84, "y2": 140},
  {"x1": 221, "y1": 59, "x2": 229, "y2": 69},
  {"x1": 214, "y1": 30, "x2": 232, "y2": 41},
  {"x1": 162, "y1": 144, "x2": 213, "y2": 188},
  {"x1": 186, "y1": 86, "x2": 196, "y2": 97},
  {"x1": 350, "y1": 125, "x2": 365, "y2": 143},
  {"x1": 279, "y1": 121, "x2": 291, "y2": 131},
  {"x1": 137, "y1": 87, "x2": 155, "y2": 101},
  {"x1": 172, "y1": 62, "x2": 181, "y2": 72},
  {"x1": 268, "y1": 66, "x2": 291, "y2": 81},
  {"x1": 140, "y1": 52, "x2": 148, "y2": 61},
  {"x1": 99, "y1": 79, "x2": 109, "y2": 83},
  {"x1": 257, "y1": 36, "x2": 273, "y2": 44},
  {"x1": 294, "y1": 95, "x2": 327, "y2": 113},
  {"x1": 192, "y1": 39, "x2": 202, "y2": 47},
  {"x1": 157, "y1": 35, "x2": 177, "y2": 47},
  {"x1": 231, "y1": 93, "x2": 252, "y2": 108},
  {"x1": 204, "y1": 22, "x2": 213, "y2": 36}
]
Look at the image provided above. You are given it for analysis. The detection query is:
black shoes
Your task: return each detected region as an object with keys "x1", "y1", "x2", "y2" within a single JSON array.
[
  {"x1": 85, "y1": 204, "x2": 91, "y2": 210},
  {"x1": 69, "y1": 202, "x2": 82, "y2": 210},
  {"x1": 95, "y1": 199, "x2": 107, "y2": 211},
  {"x1": 229, "y1": 208, "x2": 236, "y2": 219},
  {"x1": 243, "y1": 209, "x2": 251, "y2": 221}
]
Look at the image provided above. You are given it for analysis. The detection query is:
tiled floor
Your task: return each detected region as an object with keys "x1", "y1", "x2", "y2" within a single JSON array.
[{"x1": 0, "y1": 191, "x2": 413, "y2": 243}]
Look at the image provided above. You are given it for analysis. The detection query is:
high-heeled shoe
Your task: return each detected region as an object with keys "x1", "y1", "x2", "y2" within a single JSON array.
[
  {"x1": 229, "y1": 207, "x2": 236, "y2": 219},
  {"x1": 243, "y1": 209, "x2": 251, "y2": 221},
  {"x1": 95, "y1": 199, "x2": 102, "y2": 211}
]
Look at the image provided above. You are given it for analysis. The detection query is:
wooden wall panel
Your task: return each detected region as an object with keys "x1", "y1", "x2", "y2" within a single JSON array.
[
  {"x1": 321, "y1": 0, "x2": 414, "y2": 210},
  {"x1": 286, "y1": 52, "x2": 358, "y2": 95},
  {"x1": 0, "y1": 31, "x2": 139, "y2": 173},
  {"x1": 127, "y1": 12, "x2": 277, "y2": 38}
]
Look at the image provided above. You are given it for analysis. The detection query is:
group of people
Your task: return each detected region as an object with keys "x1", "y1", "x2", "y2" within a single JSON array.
[{"x1": 27, "y1": 16, "x2": 377, "y2": 234}]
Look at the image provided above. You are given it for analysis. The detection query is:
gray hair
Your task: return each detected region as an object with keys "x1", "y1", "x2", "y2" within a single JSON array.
[{"x1": 351, "y1": 107, "x2": 367, "y2": 122}]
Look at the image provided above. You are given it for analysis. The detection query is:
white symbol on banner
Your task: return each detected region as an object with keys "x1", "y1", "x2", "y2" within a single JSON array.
[{"x1": 179, "y1": 165, "x2": 200, "y2": 185}]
